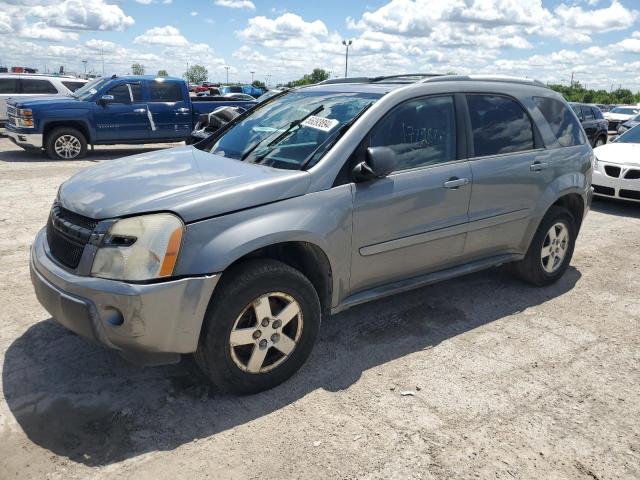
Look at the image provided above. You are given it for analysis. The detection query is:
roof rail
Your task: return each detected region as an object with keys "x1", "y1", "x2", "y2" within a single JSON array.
[
  {"x1": 317, "y1": 73, "x2": 444, "y2": 86},
  {"x1": 422, "y1": 75, "x2": 548, "y2": 88}
]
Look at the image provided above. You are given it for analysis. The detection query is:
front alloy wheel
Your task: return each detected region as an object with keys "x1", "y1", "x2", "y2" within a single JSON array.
[
  {"x1": 229, "y1": 292, "x2": 303, "y2": 374},
  {"x1": 54, "y1": 134, "x2": 82, "y2": 159},
  {"x1": 195, "y1": 259, "x2": 321, "y2": 394}
]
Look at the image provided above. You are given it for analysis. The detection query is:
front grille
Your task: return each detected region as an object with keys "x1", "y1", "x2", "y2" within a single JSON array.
[
  {"x1": 605, "y1": 165, "x2": 621, "y2": 178},
  {"x1": 624, "y1": 169, "x2": 640, "y2": 180},
  {"x1": 6, "y1": 105, "x2": 16, "y2": 127},
  {"x1": 46, "y1": 204, "x2": 98, "y2": 269},
  {"x1": 620, "y1": 189, "x2": 640, "y2": 201},
  {"x1": 608, "y1": 120, "x2": 620, "y2": 131},
  {"x1": 593, "y1": 185, "x2": 615, "y2": 196}
]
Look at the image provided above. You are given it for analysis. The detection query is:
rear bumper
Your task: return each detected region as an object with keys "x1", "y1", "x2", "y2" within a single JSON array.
[
  {"x1": 30, "y1": 228, "x2": 220, "y2": 365},
  {"x1": 6, "y1": 128, "x2": 43, "y2": 149}
]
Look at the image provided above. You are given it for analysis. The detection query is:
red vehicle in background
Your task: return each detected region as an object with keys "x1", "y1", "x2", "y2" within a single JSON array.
[{"x1": 195, "y1": 82, "x2": 221, "y2": 95}]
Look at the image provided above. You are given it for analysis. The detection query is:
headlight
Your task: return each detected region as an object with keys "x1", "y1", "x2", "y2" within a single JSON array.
[
  {"x1": 91, "y1": 213, "x2": 184, "y2": 281},
  {"x1": 17, "y1": 108, "x2": 32, "y2": 117},
  {"x1": 15, "y1": 117, "x2": 34, "y2": 128},
  {"x1": 618, "y1": 125, "x2": 628, "y2": 134},
  {"x1": 592, "y1": 154, "x2": 599, "y2": 171}
]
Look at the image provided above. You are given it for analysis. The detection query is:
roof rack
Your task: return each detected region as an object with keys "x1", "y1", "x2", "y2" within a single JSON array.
[
  {"x1": 422, "y1": 75, "x2": 547, "y2": 88},
  {"x1": 318, "y1": 73, "x2": 443, "y2": 85}
]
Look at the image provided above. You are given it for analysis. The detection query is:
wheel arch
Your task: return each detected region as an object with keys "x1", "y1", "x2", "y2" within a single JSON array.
[{"x1": 43, "y1": 120, "x2": 92, "y2": 144}]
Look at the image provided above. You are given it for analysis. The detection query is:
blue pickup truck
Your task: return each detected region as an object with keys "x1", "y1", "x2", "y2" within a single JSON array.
[{"x1": 5, "y1": 75, "x2": 256, "y2": 160}]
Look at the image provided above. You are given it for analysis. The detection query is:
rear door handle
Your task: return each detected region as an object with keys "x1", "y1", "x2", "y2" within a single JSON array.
[
  {"x1": 133, "y1": 108, "x2": 147, "y2": 114},
  {"x1": 530, "y1": 162, "x2": 549, "y2": 172},
  {"x1": 443, "y1": 177, "x2": 470, "y2": 189}
]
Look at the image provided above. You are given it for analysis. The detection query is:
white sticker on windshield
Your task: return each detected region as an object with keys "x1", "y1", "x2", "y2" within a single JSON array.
[
  {"x1": 301, "y1": 116, "x2": 339, "y2": 132},
  {"x1": 89, "y1": 88, "x2": 97, "y2": 94}
]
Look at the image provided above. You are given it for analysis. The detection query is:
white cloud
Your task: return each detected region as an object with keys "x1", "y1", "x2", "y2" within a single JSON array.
[
  {"x1": 555, "y1": 0, "x2": 638, "y2": 32},
  {"x1": 134, "y1": 25, "x2": 189, "y2": 47},
  {"x1": 214, "y1": 0, "x2": 255, "y2": 9},
  {"x1": 0, "y1": 11, "x2": 13, "y2": 33},
  {"x1": 28, "y1": 0, "x2": 135, "y2": 31},
  {"x1": 18, "y1": 22, "x2": 80, "y2": 41},
  {"x1": 238, "y1": 13, "x2": 329, "y2": 46}
]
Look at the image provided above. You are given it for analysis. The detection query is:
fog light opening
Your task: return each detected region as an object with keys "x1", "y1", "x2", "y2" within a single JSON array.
[{"x1": 105, "y1": 307, "x2": 125, "y2": 326}]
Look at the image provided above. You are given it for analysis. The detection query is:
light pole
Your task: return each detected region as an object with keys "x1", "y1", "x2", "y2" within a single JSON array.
[
  {"x1": 82, "y1": 60, "x2": 87, "y2": 77},
  {"x1": 225, "y1": 66, "x2": 230, "y2": 84},
  {"x1": 250, "y1": 71, "x2": 255, "y2": 83},
  {"x1": 342, "y1": 40, "x2": 352, "y2": 78}
]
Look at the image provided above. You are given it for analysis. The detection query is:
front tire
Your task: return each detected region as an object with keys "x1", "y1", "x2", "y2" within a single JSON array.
[
  {"x1": 45, "y1": 127, "x2": 87, "y2": 160},
  {"x1": 195, "y1": 259, "x2": 321, "y2": 394},
  {"x1": 594, "y1": 135, "x2": 606, "y2": 148},
  {"x1": 514, "y1": 206, "x2": 577, "y2": 286}
]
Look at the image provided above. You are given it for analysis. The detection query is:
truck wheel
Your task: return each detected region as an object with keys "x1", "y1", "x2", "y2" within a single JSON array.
[
  {"x1": 195, "y1": 259, "x2": 321, "y2": 394},
  {"x1": 45, "y1": 127, "x2": 87, "y2": 160},
  {"x1": 513, "y1": 206, "x2": 576, "y2": 286}
]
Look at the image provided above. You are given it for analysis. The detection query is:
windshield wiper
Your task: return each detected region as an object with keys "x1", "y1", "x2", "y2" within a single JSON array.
[{"x1": 240, "y1": 105, "x2": 324, "y2": 162}]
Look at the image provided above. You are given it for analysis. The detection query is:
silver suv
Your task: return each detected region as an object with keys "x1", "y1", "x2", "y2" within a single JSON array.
[{"x1": 30, "y1": 75, "x2": 593, "y2": 394}]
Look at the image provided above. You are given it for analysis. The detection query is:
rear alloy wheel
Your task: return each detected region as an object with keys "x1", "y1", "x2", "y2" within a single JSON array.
[
  {"x1": 45, "y1": 127, "x2": 87, "y2": 160},
  {"x1": 594, "y1": 136, "x2": 606, "y2": 147},
  {"x1": 195, "y1": 259, "x2": 321, "y2": 394},
  {"x1": 514, "y1": 206, "x2": 576, "y2": 286}
]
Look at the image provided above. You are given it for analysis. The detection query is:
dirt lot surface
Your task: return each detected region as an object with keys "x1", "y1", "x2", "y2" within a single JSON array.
[{"x1": 0, "y1": 136, "x2": 639, "y2": 480}]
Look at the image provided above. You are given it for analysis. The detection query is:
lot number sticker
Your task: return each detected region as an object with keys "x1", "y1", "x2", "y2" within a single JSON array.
[{"x1": 301, "y1": 116, "x2": 339, "y2": 132}]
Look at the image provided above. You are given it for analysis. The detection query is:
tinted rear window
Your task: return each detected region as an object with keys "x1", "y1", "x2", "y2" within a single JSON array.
[
  {"x1": 149, "y1": 81, "x2": 183, "y2": 102},
  {"x1": 20, "y1": 79, "x2": 57, "y2": 94},
  {"x1": 534, "y1": 96, "x2": 585, "y2": 147},
  {"x1": 582, "y1": 106, "x2": 594, "y2": 121},
  {"x1": 62, "y1": 81, "x2": 86, "y2": 92},
  {"x1": 466, "y1": 94, "x2": 534, "y2": 157},
  {"x1": 0, "y1": 78, "x2": 18, "y2": 94}
]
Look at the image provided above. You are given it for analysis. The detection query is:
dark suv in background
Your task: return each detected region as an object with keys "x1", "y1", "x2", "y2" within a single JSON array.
[{"x1": 570, "y1": 102, "x2": 608, "y2": 147}]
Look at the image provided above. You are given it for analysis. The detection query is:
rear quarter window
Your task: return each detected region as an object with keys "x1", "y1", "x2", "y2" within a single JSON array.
[
  {"x1": 62, "y1": 81, "x2": 86, "y2": 92},
  {"x1": 534, "y1": 96, "x2": 585, "y2": 147}
]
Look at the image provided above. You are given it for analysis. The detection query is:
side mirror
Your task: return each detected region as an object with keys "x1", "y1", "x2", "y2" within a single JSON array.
[
  {"x1": 352, "y1": 146, "x2": 398, "y2": 181},
  {"x1": 98, "y1": 94, "x2": 114, "y2": 105}
]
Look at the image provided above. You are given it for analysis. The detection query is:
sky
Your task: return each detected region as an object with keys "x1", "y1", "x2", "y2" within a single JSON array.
[{"x1": 1, "y1": 0, "x2": 640, "y2": 90}]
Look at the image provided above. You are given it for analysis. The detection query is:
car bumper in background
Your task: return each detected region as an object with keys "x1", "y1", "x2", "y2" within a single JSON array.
[
  {"x1": 30, "y1": 228, "x2": 220, "y2": 365},
  {"x1": 6, "y1": 129, "x2": 43, "y2": 149},
  {"x1": 592, "y1": 168, "x2": 640, "y2": 202}
]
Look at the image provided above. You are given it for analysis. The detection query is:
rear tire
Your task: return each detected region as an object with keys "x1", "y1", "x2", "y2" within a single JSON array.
[
  {"x1": 45, "y1": 127, "x2": 87, "y2": 160},
  {"x1": 594, "y1": 135, "x2": 606, "y2": 148},
  {"x1": 195, "y1": 259, "x2": 321, "y2": 394},
  {"x1": 513, "y1": 206, "x2": 576, "y2": 286}
]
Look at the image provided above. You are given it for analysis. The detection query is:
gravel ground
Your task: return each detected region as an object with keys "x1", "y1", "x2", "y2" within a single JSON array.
[{"x1": 0, "y1": 137, "x2": 639, "y2": 480}]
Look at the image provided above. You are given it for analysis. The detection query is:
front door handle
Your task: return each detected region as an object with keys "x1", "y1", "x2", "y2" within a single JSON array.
[
  {"x1": 175, "y1": 107, "x2": 189, "y2": 113},
  {"x1": 530, "y1": 161, "x2": 550, "y2": 172},
  {"x1": 443, "y1": 177, "x2": 470, "y2": 189},
  {"x1": 133, "y1": 108, "x2": 147, "y2": 114}
]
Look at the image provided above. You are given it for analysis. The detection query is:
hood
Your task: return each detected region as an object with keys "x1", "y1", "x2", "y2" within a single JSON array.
[
  {"x1": 9, "y1": 95, "x2": 80, "y2": 109},
  {"x1": 621, "y1": 119, "x2": 640, "y2": 128},
  {"x1": 58, "y1": 146, "x2": 311, "y2": 223},
  {"x1": 604, "y1": 112, "x2": 636, "y2": 121},
  {"x1": 594, "y1": 142, "x2": 640, "y2": 166}
]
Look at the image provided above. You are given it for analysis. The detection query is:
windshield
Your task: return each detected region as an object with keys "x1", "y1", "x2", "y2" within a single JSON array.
[
  {"x1": 610, "y1": 107, "x2": 640, "y2": 115},
  {"x1": 208, "y1": 90, "x2": 381, "y2": 170},
  {"x1": 615, "y1": 125, "x2": 640, "y2": 143},
  {"x1": 72, "y1": 78, "x2": 110, "y2": 100}
]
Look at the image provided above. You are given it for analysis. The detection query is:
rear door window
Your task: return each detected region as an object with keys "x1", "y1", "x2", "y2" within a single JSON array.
[
  {"x1": 148, "y1": 81, "x2": 183, "y2": 102},
  {"x1": 20, "y1": 79, "x2": 58, "y2": 94},
  {"x1": 534, "y1": 96, "x2": 585, "y2": 147},
  {"x1": 0, "y1": 78, "x2": 18, "y2": 94},
  {"x1": 582, "y1": 106, "x2": 594, "y2": 121},
  {"x1": 466, "y1": 94, "x2": 534, "y2": 157},
  {"x1": 593, "y1": 107, "x2": 604, "y2": 120}
]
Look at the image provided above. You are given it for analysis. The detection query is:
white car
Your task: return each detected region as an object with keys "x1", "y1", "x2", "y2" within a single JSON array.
[
  {"x1": 603, "y1": 106, "x2": 640, "y2": 134},
  {"x1": 0, "y1": 74, "x2": 87, "y2": 131},
  {"x1": 592, "y1": 125, "x2": 640, "y2": 202}
]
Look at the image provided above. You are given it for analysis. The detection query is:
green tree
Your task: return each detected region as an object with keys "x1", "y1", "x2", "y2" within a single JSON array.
[
  {"x1": 252, "y1": 80, "x2": 266, "y2": 88},
  {"x1": 157, "y1": 69, "x2": 169, "y2": 77},
  {"x1": 286, "y1": 68, "x2": 330, "y2": 88},
  {"x1": 131, "y1": 63, "x2": 145, "y2": 75},
  {"x1": 184, "y1": 65, "x2": 208, "y2": 84}
]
